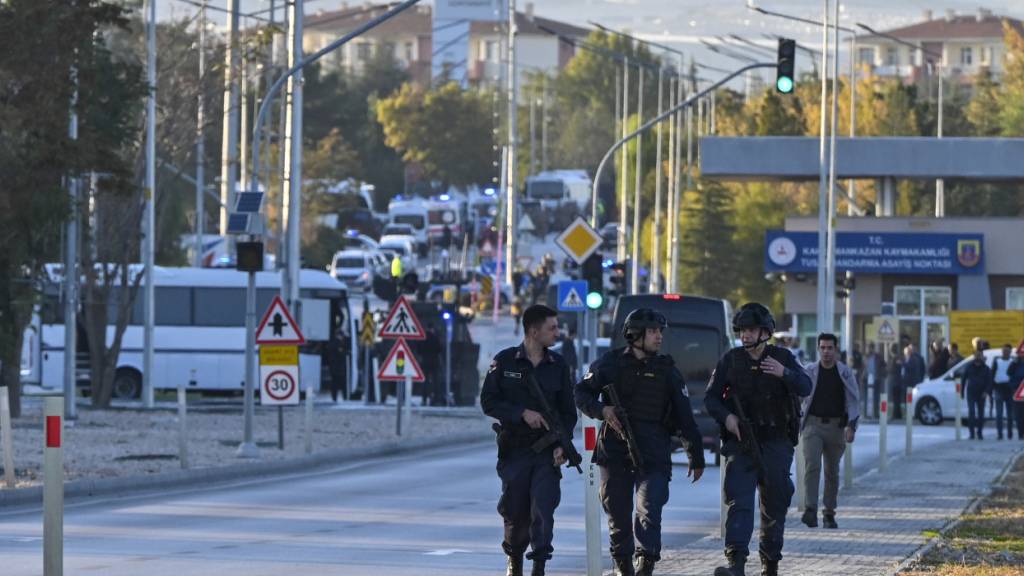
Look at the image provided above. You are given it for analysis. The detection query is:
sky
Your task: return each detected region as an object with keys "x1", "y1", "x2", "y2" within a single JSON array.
[{"x1": 164, "y1": 0, "x2": 1024, "y2": 78}]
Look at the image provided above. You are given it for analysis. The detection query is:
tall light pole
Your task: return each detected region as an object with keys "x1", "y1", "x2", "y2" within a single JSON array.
[
  {"x1": 505, "y1": 0, "x2": 517, "y2": 286},
  {"x1": 142, "y1": 0, "x2": 157, "y2": 408},
  {"x1": 194, "y1": 0, "x2": 206, "y2": 267},
  {"x1": 857, "y1": 23, "x2": 944, "y2": 217},
  {"x1": 220, "y1": 0, "x2": 240, "y2": 236},
  {"x1": 825, "y1": 0, "x2": 840, "y2": 331},
  {"x1": 64, "y1": 65, "x2": 79, "y2": 420},
  {"x1": 281, "y1": 0, "x2": 304, "y2": 311},
  {"x1": 630, "y1": 65, "x2": 644, "y2": 294}
]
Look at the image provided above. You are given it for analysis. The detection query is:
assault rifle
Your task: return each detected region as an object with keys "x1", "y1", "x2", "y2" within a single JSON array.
[
  {"x1": 730, "y1": 393, "x2": 766, "y2": 486},
  {"x1": 602, "y1": 384, "x2": 645, "y2": 471},
  {"x1": 525, "y1": 371, "x2": 583, "y2": 473}
]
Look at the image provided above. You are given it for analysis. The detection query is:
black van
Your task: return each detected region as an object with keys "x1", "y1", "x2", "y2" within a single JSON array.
[{"x1": 610, "y1": 294, "x2": 734, "y2": 464}]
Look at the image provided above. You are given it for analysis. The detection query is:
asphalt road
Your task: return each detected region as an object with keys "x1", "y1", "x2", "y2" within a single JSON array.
[{"x1": 0, "y1": 421, "x2": 957, "y2": 575}]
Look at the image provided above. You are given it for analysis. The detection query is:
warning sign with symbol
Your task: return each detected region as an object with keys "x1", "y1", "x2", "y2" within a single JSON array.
[
  {"x1": 875, "y1": 317, "x2": 898, "y2": 345},
  {"x1": 377, "y1": 338, "x2": 425, "y2": 382},
  {"x1": 1014, "y1": 380, "x2": 1024, "y2": 402},
  {"x1": 555, "y1": 217, "x2": 602, "y2": 265},
  {"x1": 360, "y1": 309, "x2": 376, "y2": 346},
  {"x1": 255, "y1": 296, "x2": 305, "y2": 345},
  {"x1": 557, "y1": 280, "x2": 587, "y2": 312},
  {"x1": 378, "y1": 295, "x2": 425, "y2": 340},
  {"x1": 260, "y1": 364, "x2": 299, "y2": 405}
]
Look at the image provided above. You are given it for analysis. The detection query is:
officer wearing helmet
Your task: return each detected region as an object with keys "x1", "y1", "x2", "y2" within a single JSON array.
[
  {"x1": 706, "y1": 303, "x2": 812, "y2": 576},
  {"x1": 575, "y1": 308, "x2": 705, "y2": 576}
]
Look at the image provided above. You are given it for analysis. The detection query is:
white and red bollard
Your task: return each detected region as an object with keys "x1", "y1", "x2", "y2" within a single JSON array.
[
  {"x1": 44, "y1": 395, "x2": 63, "y2": 576},
  {"x1": 581, "y1": 414, "x2": 602, "y2": 576},
  {"x1": 879, "y1": 392, "x2": 888, "y2": 473},
  {"x1": 905, "y1": 391, "x2": 914, "y2": 456},
  {"x1": 955, "y1": 383, "x2": 963, "y2": 441}
]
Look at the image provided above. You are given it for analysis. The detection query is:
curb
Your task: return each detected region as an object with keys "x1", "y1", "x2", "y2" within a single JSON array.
[
  {"x1": 887, "y1": 446, "x2": 1024, "y2": 575},
  {"x1": 0, "y1": 430, "x2": 493, "y2": 509}
]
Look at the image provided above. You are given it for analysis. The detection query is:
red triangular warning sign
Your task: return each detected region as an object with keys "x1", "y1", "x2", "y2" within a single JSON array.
[
  {"x1": 379, "y1": 295, "x2": 426, "y2": 340},
  {"x1": 377, "y1": 338, "x2": 425, "y2": 382},
  {"x1": 256, "y1": 296, "x2": 305, "y2": 345},
  {"x1": 1014, "y1": 380, "x2": 1024, "y2": 402}
]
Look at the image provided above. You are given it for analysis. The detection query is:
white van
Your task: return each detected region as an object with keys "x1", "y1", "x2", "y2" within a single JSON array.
[
  {"x1": 387, "y1": 197, "x2": 429, "y2": 248},
  {"x1": 525, "y1": 170, "x2": 592, "y2": 211}
]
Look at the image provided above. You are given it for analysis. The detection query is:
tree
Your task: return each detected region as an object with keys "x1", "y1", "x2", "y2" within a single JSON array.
[
  {"x1": 997, "y1": 21, "x2": 1024, "y2": 136},
  {"x1": 967, "y1": 68, "x2": 1001, "y2": 136},
  {"x1": 675, "y1": 180, "x2": 737, "y2": 299},
  {"x1": 376, "y1": 82, "x2": 494, "y2": 187}
]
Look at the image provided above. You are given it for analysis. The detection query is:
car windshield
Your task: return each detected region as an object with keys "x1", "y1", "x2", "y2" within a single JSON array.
[
  {"x1": 383, "y1": 245, "x2": 407, "y2": 255},
  {"x1": 428, "y1": 210, "x2": 456, "y2": 225},
  {"x1": 384, "y1": 226, "x2": 411, "y2": 235},
  {"x1": 527, "y1": 181, "x2": 564, "y2": 200},
  {"x1": 336, "y1": 257, "x2": 365, "y2": 268},
  {"x1": 393, "y1": 215, "x2": 424, "y2": 228}
]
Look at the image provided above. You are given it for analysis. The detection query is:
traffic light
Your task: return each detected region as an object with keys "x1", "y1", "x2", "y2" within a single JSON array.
[
  {"x1": 776, "y1": 38, "x2": 796, "y2": 94},
  {"x1": 581, "y1": 253, "x2": 604, "y2": 302},
  {"x1": 608, "y1": 261, "x2": 628, "y2": 297}
]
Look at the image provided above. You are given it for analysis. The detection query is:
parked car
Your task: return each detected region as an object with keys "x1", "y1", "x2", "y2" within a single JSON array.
[
  {"x1": 329, "y1": 249, "x2": 386, "y2": 290},
  {"x1": 382, "y1": 223, "x2": 418, "y2": 240},
  {"x1": 911, "y1": 348, "x2": 1003, "y2": 425},
  {"x1": 425, "y1": 271, "x2": 513, "y2": 306}
]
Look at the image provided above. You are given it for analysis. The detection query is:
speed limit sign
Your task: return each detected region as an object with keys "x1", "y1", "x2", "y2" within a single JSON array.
[{"x1": 260, "y1": 364, "x2": 299, "y2": 405}]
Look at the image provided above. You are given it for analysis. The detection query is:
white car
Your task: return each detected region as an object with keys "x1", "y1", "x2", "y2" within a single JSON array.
[
  {"x1": 329, "y1": 249, "x2": 386, "y2": 290},
  {"x1": 911, "y1": 348, "x2": 1003, "y2": 425},
  {"x1": 378, "y1": 236, "x2": 418, "y2": 273}
]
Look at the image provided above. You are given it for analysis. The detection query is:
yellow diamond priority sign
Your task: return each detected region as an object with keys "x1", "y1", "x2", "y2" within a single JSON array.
[{"x1": 555, "y1": 217, "x2": 603, "y2": 265}]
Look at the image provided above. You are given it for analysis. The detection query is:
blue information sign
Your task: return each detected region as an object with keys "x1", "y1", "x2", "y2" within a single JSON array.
[
  {"x1": 557, "y1": 280, "x2": 588, "y2": 312},
  {"x1": 765, "y1": 231, "x2": 984, "y2": 275}
]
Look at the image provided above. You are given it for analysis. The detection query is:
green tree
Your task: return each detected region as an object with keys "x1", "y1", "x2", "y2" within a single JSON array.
[
  {"x1": 997, "y1": 21, "x2": 1024, "y2": 136},
  {"x1": 966, "y1": 68, "x2": 1001, "y2": 136},
  {"x1": 675, "y1": 180, "x2": 737, "y2": 299},
  {"x1": 376, "y1": 82, "x2": 494, "y2": 187}
]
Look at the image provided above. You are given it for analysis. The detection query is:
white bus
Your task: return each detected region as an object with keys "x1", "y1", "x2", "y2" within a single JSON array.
[{"x1": 22, "y1": 266, "x2": 358, "y2": 400}]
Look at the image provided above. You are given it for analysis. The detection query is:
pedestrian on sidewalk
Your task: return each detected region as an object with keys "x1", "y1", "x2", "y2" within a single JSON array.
[
  {"x1": 991, "y1": 344, "x2": 1016, "y2": 439},
  {"x1": 948, "y1": 342, "x2": 964, "y2": 366},
  {"x1": 1009, "y1": 347, "x2": 1024, "y2": 441},
  {"x1": 799, "y1": 333, "x2": 859, "y2": 530},
  {"x1": 887, "y1": 343, "x2": 905, "y2": 419},
  {"x1": 575, "y1": 309, "x2": 706, "y2": 576},
  {"x1": 560, "y1": 326, "x2": 579, "y2": 383},
  {"x1": 900, "y1": 344, "x2": 926, "y2": 417},
  {"x1": 864, "y1": 342, "x2": 885, "y2": 416},
  {"x1": 961, "y1": 348, "x2": 993, "y2": 440},
  {"x1": 705, "y1": 303, "x2": 812, "y2": 576},
  {"x1": 480, "y1": 304, "x2": 577, "y2": 576},
  {"x1": 928, "y1": 339, "x2": 951, "y2": 379}
]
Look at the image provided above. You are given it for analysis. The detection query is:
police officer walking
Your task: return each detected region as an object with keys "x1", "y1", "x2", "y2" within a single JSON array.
[
  {"x1": 481, "y1": 304, "x2": 578, "y2": 576},
  {"x1": 575, "y1": 309, "x2": 706, "y2": 576},
  {"x1": 705, "y1": 303, "x2": 812, "y2": 576}
]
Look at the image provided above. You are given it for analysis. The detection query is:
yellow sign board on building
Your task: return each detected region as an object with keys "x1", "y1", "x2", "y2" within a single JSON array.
[{"x1": 950, "y1": 311, "x2": 1024, "y2": 353}]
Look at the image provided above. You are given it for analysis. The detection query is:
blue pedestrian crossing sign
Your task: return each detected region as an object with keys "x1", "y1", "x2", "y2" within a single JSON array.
[{"x1": 557, "y1": 280, "x2": 588, "y2": 312}]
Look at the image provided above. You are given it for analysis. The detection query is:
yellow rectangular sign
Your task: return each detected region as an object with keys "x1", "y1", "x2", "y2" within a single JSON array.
[
  {"x1": 260, "y1": 345, "x2": 299, "y2": 366},
  {"x1": 950, "y1": 311, "x2": 1024, "y2": 353}
]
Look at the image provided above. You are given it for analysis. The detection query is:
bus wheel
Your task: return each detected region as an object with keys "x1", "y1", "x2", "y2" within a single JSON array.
[{"x1": 113, "y1": 369, "x2": 142, "y2": 400}]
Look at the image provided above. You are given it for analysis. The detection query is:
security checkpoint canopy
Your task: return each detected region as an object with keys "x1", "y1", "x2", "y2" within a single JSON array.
[{"x1": 700, "y1": 137, "x2": 1024, "y2": 181}]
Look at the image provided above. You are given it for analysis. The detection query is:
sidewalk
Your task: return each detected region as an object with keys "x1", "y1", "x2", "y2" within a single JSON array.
[{"x1": 657, "y1": 439, "x2": 1023, "y2": 576}]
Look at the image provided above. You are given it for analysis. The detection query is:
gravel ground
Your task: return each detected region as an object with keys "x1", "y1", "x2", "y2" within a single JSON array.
[{"x1": 0, "y1": 394, "x2": 489, "y2": 489}]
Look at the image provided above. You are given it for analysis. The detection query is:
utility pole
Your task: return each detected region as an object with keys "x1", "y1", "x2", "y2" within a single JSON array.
[
  {"x1": 630, "y1": 65, "x2": 644, "y2": 294},
  {"x1": 618, "y1": 58, "x2": 629, "y2": 263},
  {"x1": 64, "y1": 66, "x2": 79, "y2": 420},
  {"x1": 194, "y1": 0, "x2": 206, "y2": 267},
  {"x1": 650, "y1": 67, "x2": 664, "y2": 293},
  {"x1": 281, "y1": 0, "x2": 304, "y2": 310},
  {"x1": 664, "y1": 75, "x2": 676, "y2": 292},
  {"x1": 815, "y1": 0, "x2": 832, "y2": 334},
  {"x1": 505, "y1": 0, "x2": 517, "y2": 286},
  {"x1": 528, "y1": 89, "x2": 537, "y2": 176},
  {"x1": 541, "y1": 74, "x2": 549, "y2": 172},
  {"x1": 825, "y1": 0, "x2": 840, "y2": 331},
  {"x1": 142, "y1": 0, "x2": 157, "y2": 408},
  {"x1": 220, "y1": 0, "x2": 240, "y2": 236}
]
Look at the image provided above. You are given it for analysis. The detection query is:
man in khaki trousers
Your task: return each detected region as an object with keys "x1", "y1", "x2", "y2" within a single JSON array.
[{"x1": 800, "y1": 333, "x2": 859, "y2": 529}]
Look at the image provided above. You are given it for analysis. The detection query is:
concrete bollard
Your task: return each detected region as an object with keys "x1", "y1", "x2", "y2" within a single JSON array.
[
  {"x1": 795, "y1": 442, "x2": 805, "y2": 512},
  {"x1": 304, "y1": 383, "x2": 314, "y2": 454},
  {"x1": 843, "y1": 439, "x2": 853, "y2": 489},
  {"x1": 1, "y1": 386, "x2": 15, "y2": 488},
  {"x1": 905, "y1": 390, "x2": 913, "y2": 456},
  {"x1": 44, "y1": 395, "x2": 63, "y2": 576},
  {"x1": 177, "y1": 379, "x2": 188, "y2": 469},
  {"x1": 581, "y1": 414, "x2": 602, "y2": 576},
  {"x1": 955, "y1": 383, "x2": 963, "y2": 441},
  {"x1": 879, "y1": 392, "x2": 888, "y2": 472}
]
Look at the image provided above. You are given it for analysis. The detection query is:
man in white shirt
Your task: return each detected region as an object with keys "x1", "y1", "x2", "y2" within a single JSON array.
[{"x1": 991, "y1": 344, "x2": 1016, "y2": 440}]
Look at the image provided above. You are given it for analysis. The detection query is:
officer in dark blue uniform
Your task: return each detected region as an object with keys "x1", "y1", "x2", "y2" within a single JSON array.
[
  {"x1": 481, "y1": 304, "x2": 578, "y2": 576},
  {"x1": 575, "y1": 308, "x2": 706, "y2": 576},
  {"x1": 706, "y1": 303, "x2": 812, "y2": 576}
]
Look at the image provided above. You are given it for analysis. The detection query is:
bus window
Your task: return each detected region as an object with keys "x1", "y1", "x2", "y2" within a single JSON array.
[
  {"x1": 155, "y1": 287, "x2": 192, "y2": 326},
  {"x1": 194, "y1": 287, "x2": 246, "y2": 326}
]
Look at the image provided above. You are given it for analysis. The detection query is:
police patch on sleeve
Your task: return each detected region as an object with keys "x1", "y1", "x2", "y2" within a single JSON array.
[
  {"x1": 680, "y1": 384, "x2": 690, "y2": 397},
  {"x1": 583, "y1": 371, "x2": 594, "y2": 381},
  {"x1": 488, "y1": 360, "x2": 498, "y2": 373}
]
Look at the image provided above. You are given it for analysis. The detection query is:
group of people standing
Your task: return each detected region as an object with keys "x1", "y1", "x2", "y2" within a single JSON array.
[{"x1": 959, "y1": 342, "x2": 1024, "y2": 440}]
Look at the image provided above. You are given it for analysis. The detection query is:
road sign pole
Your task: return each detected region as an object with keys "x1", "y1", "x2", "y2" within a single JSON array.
[
  {"x1": 238, "y1": 271, "x2": 260, "y2": 458},
  {"x1": 396, "y1": 376, "x2": 404, "y2": 436},
  {"x1": 43, "y1": 395, "x2": 63, "y2": 576},
  {"x1": 445, "y1": 311, "x2": 453, "y2": 407},
  {"x1": 1, "y1": 386, "x2": 15, "y2": 488},
  {"x1": 955, "y1": 383, "x2": 962, "y2": 441},
  {"x1": 304, "y1": 380, "x2": 314, "y2": 454},
  {"x1": 277, "y1": 405, "x2": 284, "y2": 450},
  {"x1": 905, "y1": 390, "x2": 913, "y2": 456},
  {"x1": 178, "y1": 376, "x2": 188, "y2": 469},
  {"x1": 843, "y1": 439, "x2": 853, "y2": 489},
  {"x1": 879, "y1": 391, "x2": 888, "y2": 472},
  {"x1": 364, "y1": 346, "x2": 372, "y2": 405},
  {"x1": 582, "y1": 413, "x2": 602, "y2": 576}
]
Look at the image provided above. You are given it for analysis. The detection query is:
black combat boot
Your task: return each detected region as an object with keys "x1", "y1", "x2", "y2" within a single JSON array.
[
  {"x1": 801, "y1": 507, "x2": 818, "y2": 528},
  {"x1": 822, "y1": 513, "x2": 838, "y2": 529},
  {"x1": 612, "y1": 556, "x2": 636, "y2": 576},
  {"x1": 634, "y1": 554, "x2": 656, "y2": 576},
  {"x1": 530, "y1": 558, "x2": 546, "y2": 576},
  {"x1": 506, "y1": 555, "x2": 524, "y2": 576},
  {"x1": 713, "y1": 555, "x2": 746, "y2": 576},
  {"x1": 760, "y1": 559, "x2": 779, "y2": 576}
]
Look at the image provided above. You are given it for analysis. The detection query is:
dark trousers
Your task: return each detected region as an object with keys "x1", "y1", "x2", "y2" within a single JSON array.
[
  {"x1": 599, "y1": 465, "x2": 670, "y2": 561},
  {"x1": 967, "y1": 391, "x2": 987, "y2": 437},
  {"x1": 1015, "y1": 401, "x2": 1024, "y2": 439},
  {"x1": 497, "y1": 450, "x2": 562, "y2": 561},
  {"x1": 722, "y1": 437, "x2": 795, "y2": 562},
  {"x1": 993, "y1": 384, "x2": 1015, "y2": 438}
]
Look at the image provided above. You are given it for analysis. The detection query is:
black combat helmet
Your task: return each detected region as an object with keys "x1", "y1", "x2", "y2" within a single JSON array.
[
  {"x1": 623, "y1": 308, "x2": 668, "y2": 343},
  {"x1": 732, "y1": 302, "x2": 776, "y2": 334}
]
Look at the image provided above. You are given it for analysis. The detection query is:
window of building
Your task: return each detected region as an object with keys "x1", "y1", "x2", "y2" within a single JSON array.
[
  {"x1": 886, "y1": 46, "x2": 898, "y2": 66},
  {"x1": 980, "y1": 46, "x2": 992, "y2": 66},
  {"x1": 960, "y1": 46, "x2": 973, "y2": 66},
  {"x1": 404, "y1": 41, "x2": 414, "y2": 62},
  {"x1": 1008, "y1": 288, "x2": 1024, "y2": 310},
  {"x1": 381, "y1": 42, "x2": 396, "y2": 58},
  {"x1": 858, "y1": 47, "x2": 874, "y2": 66},
  {"x1": 485, "y1": 40, "x2": 499, "y2": 62},
  {"x1": 356, "y1": 42, "x2": 372, "y2": 61},
  {"x1": 895, "y1": 286, "x2": 952, "y2": 359}
]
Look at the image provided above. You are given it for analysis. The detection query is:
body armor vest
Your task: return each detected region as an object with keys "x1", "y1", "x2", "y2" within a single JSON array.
[
  {"x1": 726, "y1": 345, "x2": 801, "y2": 444},
  {"x1": 616, "y1": 357, "x2": 673, "y2": 423}
]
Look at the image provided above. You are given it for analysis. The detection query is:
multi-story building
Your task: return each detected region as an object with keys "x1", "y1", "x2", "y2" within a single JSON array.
[
  {"x1": 858, "y1": 8, "x2": 1024, "y2": 87},
  {"x1": 303, "y1": 2, "x2": 588, "y2": 88}
]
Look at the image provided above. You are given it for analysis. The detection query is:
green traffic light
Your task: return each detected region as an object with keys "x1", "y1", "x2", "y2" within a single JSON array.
[
  {"x1": 586, "y1": 291, "x2": 604, "y2": 310},
  {"x1": 776, "y1": 76, "x2": 794, "y2": 94}
]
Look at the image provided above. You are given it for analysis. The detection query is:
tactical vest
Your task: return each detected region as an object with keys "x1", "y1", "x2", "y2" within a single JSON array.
[
  {"x1": 614, "y1": 356, "x2": 673, "y2": 424},
  {"x1": 726, "y1": 345, "x2": 801, "y2": 444}
]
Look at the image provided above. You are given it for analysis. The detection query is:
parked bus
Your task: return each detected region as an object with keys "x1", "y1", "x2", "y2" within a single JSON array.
[
  {"x1": 610, "y1": 293, "x2": 735, "y2": 464},
  {"x1": 22, "y1": 266, "x2": 357, "y2": 400}
]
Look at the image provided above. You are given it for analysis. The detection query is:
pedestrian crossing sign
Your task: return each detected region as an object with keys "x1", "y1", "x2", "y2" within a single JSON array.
[
  {"x1": 377, "y1": 338, "x2": 425, "y2": 382},
  {"x1": 379, "y1": 295, "x2": 426, "y2": 340},
  {"x1": 557, "y1": 280, "x2": 588, "y2": 312}
]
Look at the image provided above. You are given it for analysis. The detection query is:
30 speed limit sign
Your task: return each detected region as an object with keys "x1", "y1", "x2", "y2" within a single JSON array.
[{"x1": 259, "y1": 364, "x2": 299, "y2": 405}]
